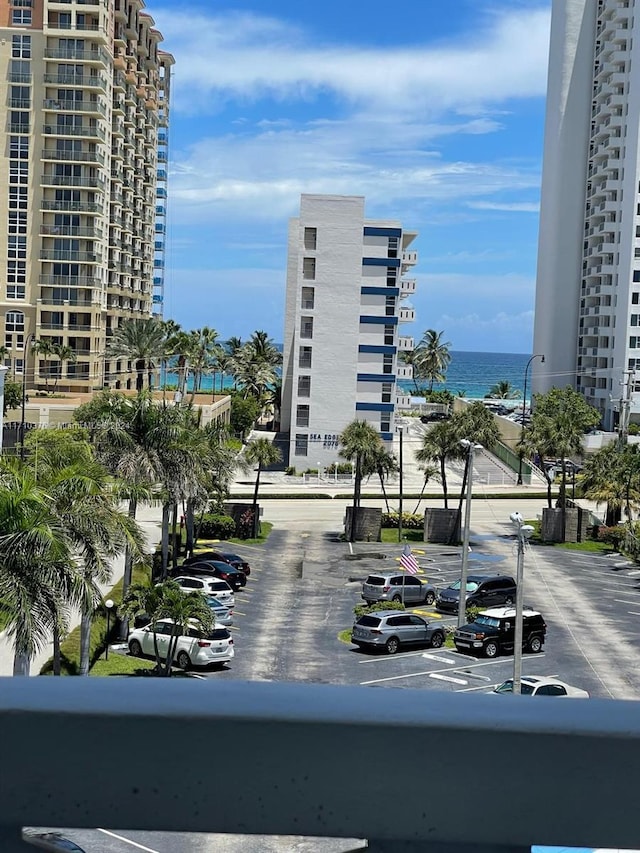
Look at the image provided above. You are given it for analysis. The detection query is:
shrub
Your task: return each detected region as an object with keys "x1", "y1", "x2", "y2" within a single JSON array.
[
  {"x1": 629, "y1": 423, "x2": 640, "y2": 436},
  {"x1": 353, "y1": 600, "x2": 405, "y2": 618},
  {"x1": 285, "y1": 466, "x2": 297, "y2": 476},
  {"x1": 197, "y1": 513, "x2": 236, "y2": 540},
  {"x1": 325, "y1": 462, "x2": 353, "y2": 475},
  {"x1": 381, "y1": 512, "x2": 424, "y2": 530},
  {"x1": 598, "y1": 525, "x2": 626, "y2": 549},
  {"x1": 237, "y1": 508, "x2": 256, "y2": 539}
]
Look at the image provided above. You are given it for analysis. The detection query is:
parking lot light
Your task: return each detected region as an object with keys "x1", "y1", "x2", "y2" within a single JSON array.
[
  {"x1": 458, "y1": 440, "x2": 482, "y2": 628},
  {"x1": 509, "y1": 512, "x2": 535, "y2": 694}
]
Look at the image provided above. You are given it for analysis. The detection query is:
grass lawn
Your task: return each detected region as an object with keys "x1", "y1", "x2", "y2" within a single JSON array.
[
  {"x1": 194, "y1": 521, "x2": 274, "y2": 549},
  {"x1": 553, "y1": 540, "x2": 613, "y2": 553},
  {"x1": 338, "y1": 629, "x2": 352, "y2": 645},
  {"x1": 380, "y1": 528, "x2": 425, "y2": 544},
  {"x1": 90, "y1": 654, "x2": 156, "y2": 676}
]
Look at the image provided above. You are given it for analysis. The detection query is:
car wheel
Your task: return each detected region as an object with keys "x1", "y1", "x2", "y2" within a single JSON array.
[
  {"x1": 128, "y1": 639, "x2": 142, "y2": 658},
  {"x1": 430, "y1": 632, "x2": 444, "y2": 649},
  {"x1": 504, "y1": 596, "x2": 514, "y2": 606},
  {"x1": 176, "y1": 651, "x2": 191, "y2": 670},
  {"x1": 392, "y1": 594, "x2": 402, "y2": 603},
  {"x1": 385, "y1": 637, "x2": 400, "y2": 655},
  {"x1": 424, "y1": 591, "x2": 435, "y2": 606},
  {"x1": 484, "y1": 640, "x2": 499, "y2": 658},
  {"x1": 528, "y1": 635, "x2": 543, "y2": 653}
]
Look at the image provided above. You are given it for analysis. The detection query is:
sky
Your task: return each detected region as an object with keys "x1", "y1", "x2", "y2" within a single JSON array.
[{"x1": 148, "y1": 0, "x2": 552, "y2": 353}]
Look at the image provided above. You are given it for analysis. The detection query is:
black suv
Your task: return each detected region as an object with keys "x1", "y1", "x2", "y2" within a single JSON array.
[
  {"x1": 436, "y1": 574, "x2": 517, "y2": 614},
  {"x1": 453, "y1": 607, "x2": 547, "y2": 658}
]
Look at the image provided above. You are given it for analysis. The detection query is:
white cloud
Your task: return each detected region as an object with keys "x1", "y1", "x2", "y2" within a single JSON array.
[
  {"x1": 153, "y1": 6, "x2": 550, "y2": 114},
  {"x1": 468, "y1": 201, "x2": 540, "y2": 212}
]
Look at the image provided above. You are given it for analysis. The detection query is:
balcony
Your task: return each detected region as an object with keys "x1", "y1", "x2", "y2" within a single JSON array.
[
  {"x1": 41, "y1": 173, "x2": 105, "y2": 189},
  {"x1": 43, "y1": 47, "x2": 110, "y2": 64},
  {"x1": 399, "y1": 278, "x2": 416, "y2": 296},
  {"x1": 42, "y1": 148, "x2": 105, "y2": 165},
  {"x1": 402, "y1": 250, "x2": 418, "y2": 266},
  {"x1": 40, "y1": 225, "x2": 102, "y2": 239},
  {"x1": 396, "y1": 393, "x2": 412, "y2": 409},
  {"x1": 399, "y1": 307, "x2": 415, "y2": 323},
  {"x1": 43, "y1": 98, "x2": 107, "y2": 116},
  {"x1": 397, "y1": 336, "x2": 414, "y2": 351},
  {"x1": 3, "y1": 679, "x2": 640, "y2": 851},
  {"x1": 43, "y1": 73, "x2": 106, "y2": 90},
  {"x1": 396, "y1": 364, "x2": 413, "y2": 380},
  {"x1": 40, "y1": 199, "x2": 103, "y2": 214},
  {"x1": 40, "y1": 250, "x2": 100, "y2": 263},
  {"x1": 43, "y1": 123, "x2": 106, "y2": 140}
]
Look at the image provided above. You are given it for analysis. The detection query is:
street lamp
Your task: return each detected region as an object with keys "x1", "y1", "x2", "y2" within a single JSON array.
[
  {"x1": 19, "y1": 332, "x2": 36, "y2": 462},
  {"x1": 458, "y1": 440, "x2": 482, "y2": 628},
  {"x1": 397, "y1": 425, "x2": 404, "y2": 543},
  {"x1": 517, "y1": 353, "x2": 545, "y2": 485},
  {"x1": 509, "y1": 512, "x2": 535, "y2": 694},
  {"x1": 104, "y1": 599, "x2": 115, "y2": 660}
]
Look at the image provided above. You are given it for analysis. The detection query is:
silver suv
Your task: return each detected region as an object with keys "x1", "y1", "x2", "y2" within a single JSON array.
[
  {"x1": 362, "y1": 572, "x2": 436, "y2": 606},
  {"x1": 352, "y1": 611, "x2": 446, "y2": 655}
]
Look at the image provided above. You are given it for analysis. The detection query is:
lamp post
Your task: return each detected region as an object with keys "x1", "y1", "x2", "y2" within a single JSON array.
[
  {"x1": 104, "y1": 599, "x2": 114, "y2": 660},
  {"x1": 19, "y1": 332, "x2": 36, "y2": 462},
  {"x1": 458, "y1": 440, "x2": 482, "y2": 628},
  {"x1": 517, "y1": 353, "x2": 545, "y2": 485},
  {"x1": 397, "y1": 426, "x2": 404, "y2": 543},
  {"x1": 509, "y1": 512, "x2": 535, "y2": 694}
]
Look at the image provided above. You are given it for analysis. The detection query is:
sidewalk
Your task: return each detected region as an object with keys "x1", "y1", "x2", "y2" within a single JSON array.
[{"x1": 0, "y1": 502, "x2": 163, "y2": 676}]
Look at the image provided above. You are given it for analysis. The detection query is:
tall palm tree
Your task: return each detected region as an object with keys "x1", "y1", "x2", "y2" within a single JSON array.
[
  {"x1": 398, "y1": 349, "x2": 423, "y2": 394},
  {"x1": 52, "y1": 343, "x2": 76, "y2": 392},
  {"x1": 415, "y1": 420, "x2": 464, "y2": 509},
  {"x1": 214, "y1": 350, "x2": 233, "y2": 395},
  {"x1": 244, "y1": 437, "x2": 282, "y2": 536},
  {"x1": 580, "y1": 443, "x2": 638, "y2": 526},
  {"x1": 106, "y1": 317, "x2": 167, "y2": 392},
  {"x1": 486, "y1": 380, "x2": 521, "y2": 399},
  {"x1": 364, "y1": 446, "x2": 398, "y2": 513},
  {"x1": 413, "y1": 463, "x2": 441, "y2": 514},
  {"x1": 414, "y1": 329, "x2": 452, "y2": 392},
  {"x1": 245, "y1": 330, "x2": 282, "y2": 367},
  {"x1": 186, "y1": 327, "x2": 219, "y2": 402},
  {"x1": 339, "y1": 420, "x2": 384, "y2": 540},
  {"x1": 31, "y1": 338, "x2": 57, "y2": 393}
]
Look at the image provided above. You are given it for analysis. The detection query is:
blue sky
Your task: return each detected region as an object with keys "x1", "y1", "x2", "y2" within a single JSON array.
[{"x1": 149, "y1": 0, "x2": 551, "y2": 353}]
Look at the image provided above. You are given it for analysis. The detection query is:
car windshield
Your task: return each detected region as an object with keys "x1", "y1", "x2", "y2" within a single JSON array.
[
  {"x1": 474, "y1": 615, "x2": 500, "y2": 628},
  {"x1": 357, "y1": 615, "x2": 382, "y2": 627},
  {"x1": 494, "y1": 680, "x2": 535, "y2": 695},
  {"x1": 206, "y1": 628, "x2": 230, "y2": 640},
  {"x1": 450, "y1": 580, "x2": 479, "y2": 592},
  {"x1": 365, "y1": 576, "x2": 384, "y2": 586},
  {"x1": 205, "y1": 597, "x2": 225, "y2": 609}
]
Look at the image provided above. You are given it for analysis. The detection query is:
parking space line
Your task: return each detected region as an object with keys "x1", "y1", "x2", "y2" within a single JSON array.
[
  {"x1": 233, "y1": 611, "x2": 246, "y2": 616},
  {"x1": 430, "y1": 673, "x2": 467, "y2": 685},
  {"x1": 613, "y1": 598, "x2": 640, "y2": 605},
  {"x1": 412, "y1": 610, "x2": 443, "y2": 619},
  {"x1": 456, "y1": 683, "x2": 498, "y2": 692},
  {"x1": 422, "y1": 652, "x2": 457, "y2": 664},
  {"x1": 360, "y1": 655, "x2": 520, "y2": 686},
  {"x1": 628, "y1": 611, "x2": 640, "y2": 616},
  {"x1": 357, "y1": 650, "x2": 427, "y2": 664}
]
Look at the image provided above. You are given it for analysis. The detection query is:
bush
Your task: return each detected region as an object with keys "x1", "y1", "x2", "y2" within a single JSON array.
[
  {"x1": 598, "y1": 525, "x2": 626, "y2": 549},
  {"x1": 353, "y1": 600, "x2": 405, "y2": 618},
  {"x1": 197, "y1": 513, "x2": 236, "y2": 540},
  {"x1": 285, "y1": 466, "x2": 297, "y2": 476},
  {"x1": 236, "y1": 508, "x2": 256, "y2": 539},
  {"x1": 325, "y1": 462, "x2": 353, "y2": 475},
  {"x1": 381, "y1": 512, "x2": 424, "y2": 530},
  {"x1": 629, "y1": 423, "x2": 640, "y2": 436}
]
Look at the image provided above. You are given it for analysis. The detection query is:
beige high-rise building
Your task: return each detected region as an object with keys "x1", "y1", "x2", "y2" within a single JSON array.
[{"x1": 0, "y1": 0, "x2": 174, "y2": 393}]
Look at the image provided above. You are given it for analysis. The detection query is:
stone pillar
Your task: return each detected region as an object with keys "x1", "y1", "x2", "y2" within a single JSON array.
[
  {"x1": 345, "y1": 506, "x2": 382, "y2": 541},
  {"x1": 424, "y1": 508, "x2": 461, "y2": 544}
]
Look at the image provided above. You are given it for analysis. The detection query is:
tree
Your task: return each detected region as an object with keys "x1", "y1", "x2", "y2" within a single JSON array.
[
  {"x1": 486, "y1": 380, "x2": 521, "y2": 399},
  {"x1": 121, "y1": 580, "x2": 214, "y2": 676},
  {"x1": 244, "y1": 437, "x2": 282, "y2": 536},
  {"x1": 413, "y1": 463, "x2": 441, "y2": 514},
  {"x1": 339, "y1": 420, "x2": 384, "y2": 539},
  {"x1": 52, "y1": 343, "x2": 76, "y2": 392},
  {"x1": 398, "y1": 349, "x2": 423, "y2": 394},
  {"x1": 185, "y1": 327, "x2": 219, "y2": 402},
  {"x1": 415, "y1": 420, "x2": 464, "y2": 509},
  {"x1": 31, "y1": 338, "x2": 57, "y2": 393},
  {"x1": 414, "y1": 329, "x2": 452, "y2": 391},
  {"x1": 364, "y1": 446, "x2": 398, "y2": 513},
  {"x1": 106, "y1": 318, "x2": 167, "y2": 392},
  {"x1": 581, "y1": 443, "x2": 640, "y2": 525},
  {"x1": 3, "y1": 379, "x2": 21, "y2": 415},
  {"x1": 230, "y1": 393, "x2": 261, "y2": 440}
]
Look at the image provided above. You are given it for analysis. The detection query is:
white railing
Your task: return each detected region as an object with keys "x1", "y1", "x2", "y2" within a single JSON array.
[{"x1": 2, "y1": 679, "x2": 640, "y2": 851}]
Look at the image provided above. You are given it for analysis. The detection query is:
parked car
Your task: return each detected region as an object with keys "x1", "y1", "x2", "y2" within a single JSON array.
[
  {"x1": 184, "y1": 550, "x2": 251, "y2": 576},
  {"x1": 362, "y1": 572, "x2": 436, "y2": 606},
  {"x1": 492, "y1": 676, "x2": 589, "y2": 698},
  {"x1": 23, "y1": 831, "x2": 87, "y2": 853},
  {"x1": 454, "y1": 607, "x2": 547, "y2": 658},
  {"x1": 128, "y1": 618, "x2": 234, "y2": 670},
  {"x1": 352, "y1": 611, "x2": 446, "y2": 655},
  {"x1": 179, "y1": 560, "x2": 246, "y2": 590},
  {"x1": 419, "y1": 411, "x2": 449, "y2": 423},
  {"x1": 436, "y1": 574, "x2": 516, "y2": 614},
  {"x1": 172, "y1": 575, "x2": 235, "y2": 606},
  {"x1": 205, "y1": 596, "x2": 233, "y2": 627}
]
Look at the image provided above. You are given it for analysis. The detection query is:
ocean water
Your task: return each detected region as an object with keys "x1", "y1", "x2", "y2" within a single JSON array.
[{"x1": 165, "y1": 350, "x2": 532, "y2": 402}]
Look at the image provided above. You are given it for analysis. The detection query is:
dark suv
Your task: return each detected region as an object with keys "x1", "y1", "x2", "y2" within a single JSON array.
[
  {"x1": 436, "y1": 574, "x2": 516, "y2": 614},
  {"x1": 453, "y1": 607, "x2": 547, "y2": 658}
]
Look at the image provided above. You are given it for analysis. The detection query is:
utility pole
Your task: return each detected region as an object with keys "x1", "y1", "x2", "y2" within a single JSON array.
[
  {"x1": 618, "y1": 370, "x2": 635, "y2": 447},
  {"x1": 457, "y1": 441, "x2": 480, "y2": 628},
  {"x1": 509, "y1": 512, "x2": 535, "y2": 695},
  {"x1": 398, "y1": 427, "x2": 404, "y2": 543}
]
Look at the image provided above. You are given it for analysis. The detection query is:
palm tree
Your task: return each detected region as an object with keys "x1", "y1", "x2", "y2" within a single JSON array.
[
  {"x1": 52, "y1": 343, "x2": 76, "y2": 392},
  {"x1": 415, "y1": 420, "x2": 464, "y2": 509},
  {"x1": 214, "y1": 350, "x2": 233, "y2": 395},
  {"x1": 486, "y1": 380, "x2": 521, "y2": 399},
  {"x1": 244, "y1": 437, "x2": 282, "y2": 536},
  {"x1": 106, "y1": 317, "x2": 167, "y2": 392},
  {"x1": 398, "y1": 349, "x2": 423, "y2": 394},
  {"x1": 580, "y1": 444, "x2": 637, "y2": 526},
  {"x1": 413, "y1": 463, "x2": 441, "y2": 514},
  {"x1": 339, "y1": 420, "x2": 384, "y2": 540},
  {"x1": 245, "y1": 330, "x2": 282, "y2": 367},
  {"x1": 364, "y1": 446, "x2": 398, "y2": 513},
  {"x1": 121, "y1": 580, "x2": 214, "y2": 676},
  {"x1": 185, "y1": 327, "x2": 219, "y2": 402},
  {"x1": 31, "y1": 338, "x2": 57, "y2": 393},
  {"x1": 414, "y1": 329, "x2": 452, "y2": 392}
]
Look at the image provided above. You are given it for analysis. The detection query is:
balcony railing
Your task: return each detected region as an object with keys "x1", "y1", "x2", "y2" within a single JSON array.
[
  {"x1": 38, "y1": 274, "x2": 101, "y2": 287},
  {"x1": 43, "y1": 124, "x2": 106, "y2": 140},
  {"x1": 40, "y1": 225, "x2": 102, "y2": 238},
  {"x1": 43, "y1": 98, "x2": 107, "y2": 116},
  {"x1": 41, "y1": 174, "x2": 105, "y2": 189},
  {"x1": 44, "y1": 47, "x2": 110, "y2": 63},
  {"x1": 40, "y1": 200, "x2": 104, "y2": 214},
  {"x1": 40, "y1": 250, "x2": 100, "y2": 262},
  {"x1": 43, "y1": 73, "x2": 106, "y2": 90},
  {"x1": 42, "y1": 149, "x2": 105, "y2": 165},
  {"x1": 2, "y1": 679, "x2": 640, "y2": 851}
]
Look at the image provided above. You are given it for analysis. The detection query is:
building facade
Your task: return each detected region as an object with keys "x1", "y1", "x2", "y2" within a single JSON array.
[
  {"x1": 0, "y1": 0, "x2": 173, "y2": 393},
  {"x1": 281, "y1": 194, "x2": 418, "y2": 469},
  {"x1": 533, "y1": 0, "x2": 640, "y2": 428}
]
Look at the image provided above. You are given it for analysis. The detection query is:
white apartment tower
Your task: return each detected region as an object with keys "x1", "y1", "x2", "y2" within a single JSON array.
[
  {"x1": 534, "y1": 0, "x2": 640, "y2": 428},
  {"x1": 0, "y1": 0, "x2": 174, "y2": 393},
  {"x1": 281, "y1": 194, "x2": 418, "y2": 469}
]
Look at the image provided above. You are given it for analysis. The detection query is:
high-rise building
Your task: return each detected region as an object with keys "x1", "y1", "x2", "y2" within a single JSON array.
[
  {"x1": 0, "y1": 0, "x2": 174, "y2": 393},
  {"x1": 281, "y1": 194, "x2": 418, "y2": 468},
  {"x1": 533, "y1": 0, "x2": 640, "y2": 428}
]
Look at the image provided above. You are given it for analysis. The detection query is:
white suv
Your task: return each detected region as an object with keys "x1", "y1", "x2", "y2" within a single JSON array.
[
  {"x1": 173, "y1": 575, "x2": 235, "y2": 606},
  {"x1": 128, "y1": 618, "x2": 235, "y2": 670}
]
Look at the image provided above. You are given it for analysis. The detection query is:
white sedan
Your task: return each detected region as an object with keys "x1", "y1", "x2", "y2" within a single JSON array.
[
  {"x1": 128, "y1": 618, "x2": 234, "y2": 670},
  {"x1": 493, "y1": 676, "x2": 589, "y2": 697},
  {"x1": 173, "y1": 575, "x2": 235, "y2": 607}
]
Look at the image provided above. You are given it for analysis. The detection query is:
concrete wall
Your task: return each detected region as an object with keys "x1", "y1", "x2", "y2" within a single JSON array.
[{"x1": 424, "y1": 508, "x2": 460, "y2": 544}]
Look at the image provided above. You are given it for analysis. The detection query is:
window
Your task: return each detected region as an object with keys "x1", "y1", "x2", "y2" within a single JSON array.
[
  {"x1": 385, "y1": 294, "x2": 396, "y2": 316},
  {"x1": 381, "y1": 416, "x2": 391, "y2": 433},
  {"x1": 302, "y1": 257, "x2": 316, "y2": 280},
  {"x1": 9, "y1": 161, "x2": 29, "y2": 185},
  {"x1": 303, "y1": 227, "x2": 317, "y2": 250},
  {"x1": 12, "y1": 35, "x2": 31, "y2": 58},
  {"x1": 10, "y1": 59, "x2": 31, "y2": 83},
  {"x1": 9, "y1": 186, "x2": 28, "y2": 210},
  {"x1": 10, "y1": 85, "x2": 30, "y2": 108},
  {"x1": 633, "y1": 292, "x2": 640, "y2": 305},
  {"x1": 7, "y1": 260, "x2": 26, "y2": 283},
  {"x1": 632, "y1": 315, "x2": 639, "y2": 326},
  {"x1": 383, "y1": 354, "x2": 393, "y2": 374},
  {"x1": 301, "y1": 286, "x2": 315, "y2": 310},
  {"x1": 388, "y1": 236, "x2": 399, "y2": 258},
  {"x1": 300, "y1": 316, "x2": 313, "y2": 339},
  {"x1": 386, "y1": 267, "x2": 397, "y2": 286},
  {"x1": 5, "y1": 310, "x2": 25, "y2": 350},
  {"x1": 296, "y1": 404, "x2": 310, "y2": 427},
  {"x1": 382, "y1": 382, "x2": 393, "y2": 404},
  {"x1": 14, "y1": 357, "x2": 24, "y2": 375},
  {"x1": 10, "y1": 136, "x2": 29, "y2": 159},
  {"x1": 8, "y1": 236, "x2": 27, "y2": 259},
  {"x1": 630, "y1": 337, "x2": 640, "y2": 349},
  {"x1": 8, "y1": 211, "x2": 28, "y2": 234},
  {"x1": 634, "y1": 271, "x2": 640, "y2": 283},
  {"x1": 7, "y1": 285, "x2": 26, "y2": 300},
  {"x1": 294, "y1": 434, "x2": 308, "y2": 456},
  {"x1": 299, "y1": 346, "x2": 312, "y2": 369},
  {"x1": 12, "y1": 9, "x2": 32, "y2": 26},
  {"x1": 298, "y1": 375, "x2": 311, "y2": 397},
  {"x1": 10, "y1": 111, "x2": 29, "y2": 133},
  {"x1": 384, "y1": 324, "x2": 395, "y2": 346}
]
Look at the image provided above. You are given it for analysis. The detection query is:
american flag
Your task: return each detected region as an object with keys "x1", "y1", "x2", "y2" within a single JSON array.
[{"x1": 400, "y1": 544, "x2": 420, "y2": 575}]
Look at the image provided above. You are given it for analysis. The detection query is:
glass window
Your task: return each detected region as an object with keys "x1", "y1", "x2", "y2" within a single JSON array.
[
  {"x1": 296, "y1": 404, "x2": 309, "y2": 427},
  {"x1": 300, "y1": 316, "x2": 313, "y2": 339},
  {"x1": 12, "y1": 35, "x2": 31, "y2": 58},
  {"x1": 303, "y1": 227, "x2": 317, "y2": 250},
  {"x1": 384, "y1": 325, "x2": 395, "y2": 346},
  {"x1": 383, "y1": 354, "x2": 393, "y2": 374},
  {"x1": 11, "y1": 11, "x2": 32, "y2": 27},
  {"x1": 297, "y1": 375, "x2": 311, "y2": 397},
  {"x1": 294, "y1": 433, "x2": 308, "y2": 456},
  {"x1": 301, "y1": 286, "x2": 314, "y2": 310},
  {"x1": 7, "y1": 285, "x2": 26, "y2": 300},
  {"x1": 299, "y1": 346, "x2": 312, "y2": 368},
  {"x1": 302, "y1": 257, "x2": 316, "y2": 280}
]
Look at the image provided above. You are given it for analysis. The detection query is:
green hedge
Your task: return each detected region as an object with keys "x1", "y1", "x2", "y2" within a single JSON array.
[
  {"x1": 197, "y1": 513, "x2": 236, "y2": 539},
  {"x1": 40, "y1": 564, "x2": 149, "y2": 676},
  {"x1": 381, "y1": 512, "x2": 424, "y2": 530},
  {"x1": 353, "y1": 600, "x2": 405, "y2": 618}
]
